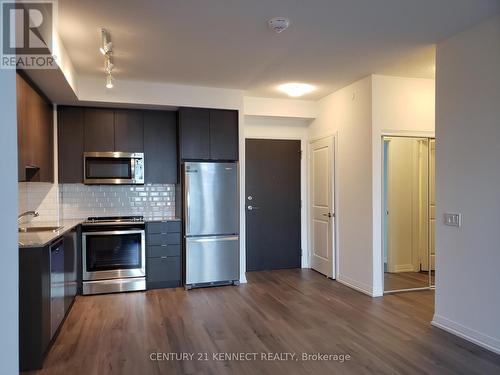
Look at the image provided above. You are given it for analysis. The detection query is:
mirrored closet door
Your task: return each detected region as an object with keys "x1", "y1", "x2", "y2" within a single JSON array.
[{"x1": 383, "y1": 136, "x2": 436, "y2": 293}]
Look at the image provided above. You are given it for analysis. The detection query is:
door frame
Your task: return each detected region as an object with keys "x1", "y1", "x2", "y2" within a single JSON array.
[
  {"x1": 380, "y1": 131, "x2": 435, "y2": 293},
  {"x1": 308, "y1": 134, "x2": 338, "y2": 279},
  {"x1": 244, "y1": 136, "x2": 308, "y2": 269}
]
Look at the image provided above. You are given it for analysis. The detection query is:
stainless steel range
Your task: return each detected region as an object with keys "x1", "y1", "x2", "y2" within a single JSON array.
[{"x1": 82, "y1": 216, "x2": 146, "y2": 295}]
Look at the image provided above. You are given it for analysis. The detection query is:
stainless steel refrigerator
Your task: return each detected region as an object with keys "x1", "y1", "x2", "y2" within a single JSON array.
[{"x1": 183, "y1": 162, "x2": 239, "y2": 289}]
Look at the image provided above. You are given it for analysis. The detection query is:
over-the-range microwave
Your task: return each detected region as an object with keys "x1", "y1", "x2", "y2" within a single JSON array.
[{"x1": 83, "y1": 152, "x2": 144, "y2": 185}]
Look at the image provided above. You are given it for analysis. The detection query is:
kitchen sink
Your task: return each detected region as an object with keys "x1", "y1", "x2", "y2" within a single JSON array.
[{"x1": 18, "y1": 226, "x2": 64, "y2": 233}]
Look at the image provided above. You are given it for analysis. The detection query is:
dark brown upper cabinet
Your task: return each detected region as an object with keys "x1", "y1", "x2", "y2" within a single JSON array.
[
  {"x1": 144, "y1": 111, "x2": 178, "y2": 184},
  {"x1": 16, "y1": 73, "x2": 54, "y2": 182},
  {"x1": 114, "y1": 109, "x2": 144, "y2": 153},
  {"x1": 209, "y1": 109, "x2": 239, "y2": 160},
  {"x1": 83, "y1": 108, "x2": 144, "y2": 153},
  {"x1": 179, "y1": 108, "x2": 210, "y2": 160},
  {"x1": 179, "y1": 107, "x2": 238, "y2": 161},
  {"x1": 83, "y1": 108, "x2": 114, "y2": 152},
  {"x1": 58, "y1": 107, "x2": 173, "y2": 183},
  {"x1": 58, "y1": 107, "x2": 84, "y2": 183}
]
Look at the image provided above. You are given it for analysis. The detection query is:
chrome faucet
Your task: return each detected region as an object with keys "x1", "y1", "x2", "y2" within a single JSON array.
[{"x1": 18, "y1": 211, "x2": 39, "y2": 223}]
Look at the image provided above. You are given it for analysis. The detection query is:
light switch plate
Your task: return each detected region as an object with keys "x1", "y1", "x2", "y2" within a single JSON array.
[{"x1": 444, "y1": 213, "x2": 461, "y2": 227}]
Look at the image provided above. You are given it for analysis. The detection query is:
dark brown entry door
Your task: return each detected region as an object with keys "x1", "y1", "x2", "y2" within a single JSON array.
[{"x1": 245, "y1": 139, "x2": 301, "y2": 271}]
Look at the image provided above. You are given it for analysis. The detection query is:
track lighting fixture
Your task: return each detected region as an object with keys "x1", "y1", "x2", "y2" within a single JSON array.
[{"x1": 100, "y1": 28, "x2": 115, "y2": 88}]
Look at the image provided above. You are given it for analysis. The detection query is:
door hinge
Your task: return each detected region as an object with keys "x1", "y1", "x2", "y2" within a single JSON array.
[
  {"x1": 300, "y1": 199, "x2": 303, "y2": 208},
  {"x1": 300, "y1": 150, "x2": 303, "y2": 159}
]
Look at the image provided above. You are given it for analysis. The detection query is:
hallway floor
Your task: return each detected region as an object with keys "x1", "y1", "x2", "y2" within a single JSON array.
[{"x1": 30, "y1": 269, "x2": 500, "y2": 375}]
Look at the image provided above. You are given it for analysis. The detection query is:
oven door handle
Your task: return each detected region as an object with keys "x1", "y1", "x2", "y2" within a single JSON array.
[{"x1": 82, "y1": 229, "x2": 145, "y2": 236}]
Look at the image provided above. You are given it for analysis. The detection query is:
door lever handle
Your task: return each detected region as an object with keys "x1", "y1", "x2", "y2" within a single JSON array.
[
  {"x1": 247, "y1": 205, "x2": 260, "y2": 211},
  {"x1": 322, "y1": 212, "x2": 333, "y2": 218}
]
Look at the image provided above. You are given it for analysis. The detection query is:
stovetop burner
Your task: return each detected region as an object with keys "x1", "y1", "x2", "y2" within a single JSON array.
[{"x1": 85, "y1": 215, "x2": 144, "y2": 223}]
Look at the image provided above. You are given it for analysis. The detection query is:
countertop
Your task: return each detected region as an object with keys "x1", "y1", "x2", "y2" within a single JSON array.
[
  {"x1": 19, "y1": 216, "x2": 182, "y2": 248},
  {"x1": 144, "y1": 216, "x2": 181, "y2": 222},
  {"x1": 18, "y1": 219, "x2": 85, "y2": 248}
]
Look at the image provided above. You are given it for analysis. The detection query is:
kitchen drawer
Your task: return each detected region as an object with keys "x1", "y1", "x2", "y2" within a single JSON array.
[
  {"x1": 147, "y1": 244, "x2": 181, "y2": 258},
  {"x1": 147, "y1": 257, "x2": 181, "y2": 289},
  {"x1": 147, "y1": 233, "x2": 181, "y2": 246},
  {"x1": 147, "y1": 221, "x2": 181, "y2": 234}
]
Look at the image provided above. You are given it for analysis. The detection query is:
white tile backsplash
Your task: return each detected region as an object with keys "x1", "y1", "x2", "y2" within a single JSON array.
[
  {"x1": 18, "y1": 182, "x2": 60, "y2": 223},
  {"x1": 59, "y1": 183, "x2": 176, "y2": 219},
  {"x1": 18, "y1": 182, "x2": 176, "y2": 222}
]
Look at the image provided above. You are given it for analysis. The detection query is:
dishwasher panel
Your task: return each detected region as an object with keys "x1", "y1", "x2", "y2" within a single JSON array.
[{"x1": 50, "y1": 239, "x2": 65, "y2": 339}]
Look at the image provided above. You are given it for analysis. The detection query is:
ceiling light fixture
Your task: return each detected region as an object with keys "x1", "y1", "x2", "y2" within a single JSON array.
[
  {"x1": 105, "y1": 74, "x2": 114, "y2": 89},
  {"x1": 278, "y1": 83, "x2": 315, "y2": 97},
  {"x1": 99, "y1": 28, "x2": 112, "y2": 55},
  {"x1": 100, "y1": 28, "x2": 115, "y2": 89},
  {"x1": 104, "y1": 54, "x2": 114, "y2": 74}
]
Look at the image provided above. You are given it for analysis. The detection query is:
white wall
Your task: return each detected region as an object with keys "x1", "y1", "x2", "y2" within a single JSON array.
[
  {"x1": 78, "y1": 76, "x2": 244, "y2": 110},
  {"x1": 372, "y1": 75, "x2": 435, "y2": 134},
  {"x1": 243, "y1": 116, "x2": 311, "y2": 268},
  {"x1": 0, "y1": 69, "x2": 19, "y2": 374},
  {"x1": 244, "y1": 96, "x2": 317, "y2": 119},
  {"x1": 432, "y1": 14, "x2": 500, "y2": 354},
  {"x1": 309, "y1": 76, "x2": 375, "y2": 295},
  {"x1": 371, "y1": 75, "x2": 435, "y2": 294}
]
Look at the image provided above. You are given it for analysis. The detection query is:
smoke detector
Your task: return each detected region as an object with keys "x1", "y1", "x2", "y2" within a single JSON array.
[{"x1": 268, "y1": 17, "x2": 290, "y2": 33}]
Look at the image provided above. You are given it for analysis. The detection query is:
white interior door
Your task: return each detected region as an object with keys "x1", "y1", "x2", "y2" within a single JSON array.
[{"x1": 310, "y1": 137, "x2": 335, "y2": 278}]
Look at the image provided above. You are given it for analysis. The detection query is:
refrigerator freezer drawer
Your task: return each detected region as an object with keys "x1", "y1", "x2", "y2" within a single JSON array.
[{"x1": 186, "y1": 236, "x2": 239, "y2": 285}]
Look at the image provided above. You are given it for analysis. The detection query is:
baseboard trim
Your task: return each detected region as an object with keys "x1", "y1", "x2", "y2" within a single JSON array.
[
  {"x1": 337, "y1": 275, "x2": 377, "y2": 297},
  {"x1": 239, "y1": 273, "x2": 248, "y2": 284},
  {"x1": 432, "y1": 314, "x2": 500, "y2": 355},
  {"x1": 392, "y1": 264, "x2": 416, "y2": 273}
]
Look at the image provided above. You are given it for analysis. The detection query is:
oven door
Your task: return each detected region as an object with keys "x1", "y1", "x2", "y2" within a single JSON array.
[
  {"x1": 82, "y1": 229, "x2": 146, "y2": 281},
  {"x1": 84, "y1": 152, "x2": 144, "y2": 184}
]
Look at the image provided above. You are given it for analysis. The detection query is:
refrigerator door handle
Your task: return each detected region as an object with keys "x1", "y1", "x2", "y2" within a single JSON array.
[
  {"x1": 184, "y1": 166, "x2": 190, "y2": 234},
  {"x1": 187, "y1": 236, "x2": 239, "y2": 243}
]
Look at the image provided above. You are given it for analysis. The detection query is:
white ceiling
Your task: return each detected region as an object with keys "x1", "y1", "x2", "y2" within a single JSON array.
[{"x1": 58, "y1": 0, "x2": 499, "y2": 100}]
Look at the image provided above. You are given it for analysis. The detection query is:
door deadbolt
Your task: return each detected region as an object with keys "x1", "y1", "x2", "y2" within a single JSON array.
[{"x1": 247, "y1": 195, "x2": 253, "y2": 201}]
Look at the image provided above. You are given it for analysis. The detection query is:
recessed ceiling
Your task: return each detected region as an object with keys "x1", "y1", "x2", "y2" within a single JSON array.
[{"x1": 58, "y1": 0, "x2": 499, "y2": 100}]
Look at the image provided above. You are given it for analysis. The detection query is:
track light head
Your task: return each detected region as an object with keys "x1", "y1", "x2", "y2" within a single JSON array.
[
  {"x1": 104, "y1": 55, "x2": 114, "y2": 74},
  {"x1": 100, "y1": 28, "x2": 112, "y2": 55},
  {"x1": 105, "y1": 74, "x2": 114, "y2": 89}
]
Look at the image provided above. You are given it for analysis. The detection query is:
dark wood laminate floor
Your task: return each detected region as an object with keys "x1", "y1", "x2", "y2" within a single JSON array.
[{"x1": 31, "y1": 269, "x2": 500, "y2": 375}]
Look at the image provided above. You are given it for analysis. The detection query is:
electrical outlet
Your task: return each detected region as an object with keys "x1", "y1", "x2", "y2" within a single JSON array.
[{"x1": 444, "y1": 213, "x2": 461, "y2": 227}]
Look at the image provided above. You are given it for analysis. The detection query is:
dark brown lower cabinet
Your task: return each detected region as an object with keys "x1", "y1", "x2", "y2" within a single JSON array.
[
  {"x1": 146, "y1": 221, "x2": 182, "y2": 289},
  {"x1": 19, "y1": 228, "x2": 78, "y2": 371}
]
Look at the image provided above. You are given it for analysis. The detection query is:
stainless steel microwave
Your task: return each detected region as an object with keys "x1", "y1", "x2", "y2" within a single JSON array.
[{"x1": 83, "y1": 152, "x2": 144, "y2": 185}]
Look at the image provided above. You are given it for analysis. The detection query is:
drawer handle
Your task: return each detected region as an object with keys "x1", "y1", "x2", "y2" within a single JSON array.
[
  {"x1": 161, "y1": 256, "x2": 168, "y2": 259},
  {"x1": 161, "y1": 245, "x2": 167, "y2": 247}
]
